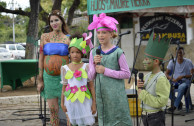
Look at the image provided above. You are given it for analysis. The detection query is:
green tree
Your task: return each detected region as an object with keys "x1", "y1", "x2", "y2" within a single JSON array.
[
  {"x1": 0, "y1": 0, "x2": 88, "y2": 58},
  {"x1": 0, "y1": 1, "x2": 6, "y2": 8},
  {"x1": 0, "y1": 13, "x2": 30, "y2": 43}
]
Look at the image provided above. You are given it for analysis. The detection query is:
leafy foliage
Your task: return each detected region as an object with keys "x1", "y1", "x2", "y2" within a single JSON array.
[
  {"x1": 0, "y1": 15, "x2": 28, "y2": 43},
  {"x1": 0, "y1": 14, "x2": 46, "y2": 43},
  {"x1": 70, "y1": 20, "x2": 88, "y2": 35},
  {"x1": 62, "y1": 0, "x2": 87, "y2": 13},
  {"x1": 40, "y1": 0, "x2": 53, "y2": 13},
  {"x1": 0, "y1": 0, "x2": 88, "y2": 43},
  {"x1": 0, "y1": 1, "x2": 6, "y2": 8}
]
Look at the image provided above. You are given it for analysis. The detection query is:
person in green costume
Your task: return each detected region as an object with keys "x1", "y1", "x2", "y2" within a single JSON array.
[
  {"x1": 37, "y1": 10, "x2": 70, "y2": 126},
  {"x1": 137, "y1": 31, "x2": 171, "y2": 126},
  {"x1": 88, "y1": 13, "x2": 133, "y2": 126}
]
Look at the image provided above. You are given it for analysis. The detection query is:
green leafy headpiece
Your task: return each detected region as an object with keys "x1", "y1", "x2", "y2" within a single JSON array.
[
  {"x1": 145, "y1": 32, "x2": 171, "y2": 61},
  {"x1": 69, "y1": 38, "x2": 90, "y2": 55}
]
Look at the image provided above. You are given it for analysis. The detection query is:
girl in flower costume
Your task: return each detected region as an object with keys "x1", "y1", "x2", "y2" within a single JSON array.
[
  {"x1": 88, "y1": 13, "x2": 133, "y2": 126},
  {"x1": 61, "y1": 34, "x2": 96, "y2": 126}
]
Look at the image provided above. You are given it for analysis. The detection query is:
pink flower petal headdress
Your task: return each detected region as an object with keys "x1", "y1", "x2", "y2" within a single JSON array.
[
  {"x1": 82, "y1": 32, "x2": 94, "y2": 50},
  {"x1": 88, "y1": 13, "x2": 118, "y2": 32}
]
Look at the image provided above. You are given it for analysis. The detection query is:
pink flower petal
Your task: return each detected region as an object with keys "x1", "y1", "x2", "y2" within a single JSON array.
[
  {"x1": 82, "y1": 48, "x2": 86, "y2": 54},
  {"x1": 88, "y1": 13, "x2": 118, "y2": 32},
  {"x1": 99, "y1": 13, "x2": 106, "y2": 18},
  {"x1": 82, "y1": 32, "x2": 94, "y2": 50},
  {"x1": 82, "y1": 33, "x2": 87, "y2": 39},
  {"x1": 65, "y1": 84, "x2": 71, "y2": 91},
  {"x1": 73, "y1": 70, "x2": 82, "y2": 78},
  {"x1": 71, "y1": 86, "x2": 78, "y2": 93},
  {"x1": 85, "y1": 32, "x2": 92, "y2": 41},
  {"x1": 80, "y1": 85, "x2": 87, "y2": 92}
]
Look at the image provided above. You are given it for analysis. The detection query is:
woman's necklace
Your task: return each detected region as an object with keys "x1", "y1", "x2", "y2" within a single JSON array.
[{"x1": 72, "y1": 60, "x2": 82, "y2": 64}]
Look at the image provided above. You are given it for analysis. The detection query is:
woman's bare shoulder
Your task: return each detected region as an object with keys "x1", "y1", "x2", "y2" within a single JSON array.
[
  {"x1": 41, "y1": 32, "x2": 52, "y2": 44},
  {"x1": 41, "y1": 32, "x2": 50, "y2": 38}
]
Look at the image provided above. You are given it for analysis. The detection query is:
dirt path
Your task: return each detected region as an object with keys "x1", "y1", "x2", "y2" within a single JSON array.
[
  {"x1": 0, "y1": 78, "x2": 133, "y2": 97},
  {"x1": 0, "y1": 78, "x2": 38, "y2": 97}
]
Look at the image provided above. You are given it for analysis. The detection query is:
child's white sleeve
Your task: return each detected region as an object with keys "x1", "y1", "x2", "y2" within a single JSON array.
[
  {"x1": 60, "y1": 66, "x2": 68, "y2": 85},
  {"x1": 86, "y1": 64, "x2": 91, "y2": 82}
]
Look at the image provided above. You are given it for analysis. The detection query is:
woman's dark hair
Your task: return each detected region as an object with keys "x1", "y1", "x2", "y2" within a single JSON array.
[
  {"x1": 48, "y1": 10, "x2": 69, "y2": 34},
  {"x1": 69, "y1": 32, "x2": 83, "y2": 40}
]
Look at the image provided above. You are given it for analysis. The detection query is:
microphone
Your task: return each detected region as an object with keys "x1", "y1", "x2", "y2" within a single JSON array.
[
  {"x1": 171, "y1": 40, "x2": 180, "y2": 45},
  {"x1": 96, "y1": 49, "x2": 101, "y2": 65},
  {"x1": 119, "y1": 30, "x2": 131, "y2": 36},
  {"x1": 175, "y1": 40, "x2": 180, "y2": 53},
  {"x1": 176, "y1": 40, "x2": 180, "y2": 45},
  {"x1": 138, "y1": 73, "x2": 144, "y2": 89},
  {"x1": 171, "y1": 54, "x2": 174, "y2": 63}
]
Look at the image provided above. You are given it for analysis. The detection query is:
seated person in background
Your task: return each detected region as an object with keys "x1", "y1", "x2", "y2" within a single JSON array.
[{"x1": 165, "y1": 47, "x2": 193, "y2": 111}]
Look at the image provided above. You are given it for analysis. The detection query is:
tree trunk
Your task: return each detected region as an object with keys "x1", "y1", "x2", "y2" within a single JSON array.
[
  {"x1": 67, "y1": 0, "x2": 80, "y2": 26},
  {"x1": 25, "y1": 0, "x2": 40, "y2": 59},
  {"x1": 52, "y1": 0, "x2": 63, "y2": 11}
]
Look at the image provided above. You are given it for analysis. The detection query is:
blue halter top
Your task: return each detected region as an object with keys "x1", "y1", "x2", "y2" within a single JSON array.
[{"x1": 43, "y1": 43, "x2": 69, "y2": 56}]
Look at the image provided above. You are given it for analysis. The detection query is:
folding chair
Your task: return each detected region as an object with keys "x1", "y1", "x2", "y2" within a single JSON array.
[{"x1": 184, "y1": 73, "x2": 194, "y2": 112}]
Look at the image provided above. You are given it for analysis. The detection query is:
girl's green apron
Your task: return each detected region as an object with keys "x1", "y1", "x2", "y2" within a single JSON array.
[{"x1": 92, "y1": 47, "x2": 132, "y2": 126}]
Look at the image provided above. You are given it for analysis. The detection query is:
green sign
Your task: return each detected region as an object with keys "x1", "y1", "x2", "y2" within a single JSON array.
[{"x1": 87, "y1": 0, "x2": 194, "y2": 15}]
